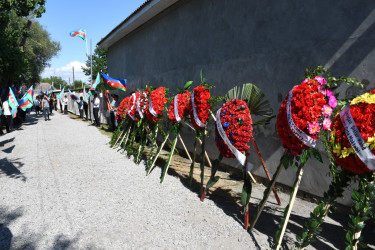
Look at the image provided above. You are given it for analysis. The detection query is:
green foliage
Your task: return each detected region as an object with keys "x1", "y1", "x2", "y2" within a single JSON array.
[
  {"x1": 225, "y1": 83, "x2": 275, "y2": 126},
  {"x1": 73, "y1": 80, "x2": 89, "y2": 89},
  {"x1": 41, "y1": 76, "x2": 67, "y2": 88},
  {"x1": 23, "y1": 20, "x2": 60, "y2": 85},
  {"x1": 304, "y1": 65, "x2": 363, "y2": 90},
  {"x1": 0, "y1": 0, "x2": 49, "y2": 87},
  {"x1": 241, "y1": 174, "x2": 252, "y2": 206},
  {"x1": 82, "y1": 45, "x2": 107, "y2": 89},
  {"x1": 345, "y1": 174, "x2": 375, "y2": 250},
  {"x1": 296, "y1": 169, "x2": 355, "y2": 248}
]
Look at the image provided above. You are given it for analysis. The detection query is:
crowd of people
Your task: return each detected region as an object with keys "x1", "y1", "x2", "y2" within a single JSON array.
[{"x1": 1, "y1": 90, "x2": 120, "y2": 136}]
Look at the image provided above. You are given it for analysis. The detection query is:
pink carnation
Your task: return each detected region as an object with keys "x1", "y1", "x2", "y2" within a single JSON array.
[
  {"x1": 326, "y1": 89, "x2": 333, "y2": 97},
  {"x1": 301, "y1": 78, "x2": 309, "y2": 84},
  {"x1": 322, "y1": 105, "x2": 333, "y2": 117},
  {"x1": 315, "y1": 76, "x2": 327, "y2": 85},
  {"x1": 308, "y1": 122, "x2": 321, "y2": 135},
  {"x1": 322, "y1": 118, "x2": 332, "y2": 130},
  {"x1": 329, "y1": 95, "x2": 337, "y2": 108}
]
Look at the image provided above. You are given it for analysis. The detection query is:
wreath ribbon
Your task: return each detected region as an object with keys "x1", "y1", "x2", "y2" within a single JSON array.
[
  {"x1": 191, "y1": 92, "x2": 207, "y2": 128},
  {"x1": 216, "y1": 108, "x2": 253, "y2": 171},
  {"x1": 174, "y1": 95, "x2": 182, "y2": 123},
  {"x1": 340, "y1": 105, "x2": 375, "y2": 170},
  {"x1": 136, "y1": 92, "x2": 147, "y2": 119},
  {"x1": 127, "y1": 93, "x2": 137, "y2": 121},
  {"x1": 148, "y1": 96, "x2": 159, "y2": 118},
  {"x1": 286, "y1": 86, "x2": 317, "y2": 148}
]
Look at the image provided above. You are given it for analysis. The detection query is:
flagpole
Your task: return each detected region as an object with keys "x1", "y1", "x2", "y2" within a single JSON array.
[
  {"x1": 90, "y1": 38, "x2": 93, "y2": 122},
  {"x1": 85, "y1": 30, "x2": 89, "y2": 57}
]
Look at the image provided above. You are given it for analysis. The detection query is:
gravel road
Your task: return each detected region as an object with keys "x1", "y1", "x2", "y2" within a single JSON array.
[{"x1": 0, "y1": 112, "x2": 374, "y2": 249}]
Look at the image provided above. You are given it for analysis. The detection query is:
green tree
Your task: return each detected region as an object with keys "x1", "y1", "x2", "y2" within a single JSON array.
[
  {"x1": 24, "y1": 20, "x2": 60, "y2": 85},
  {"x1": 73, "y1": 80, "x2": 90, "y2": 89},
  {"x1": 82, "y1": 45, "x2": 107, "y2": 83},
  {"x1": 0, "y1": 0, "x2": 47, "y2": 88},
  {"x1": 41, "y1": 76, "x2": 68, "y2": 89}
]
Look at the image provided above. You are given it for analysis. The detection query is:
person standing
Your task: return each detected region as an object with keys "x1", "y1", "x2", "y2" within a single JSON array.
[
  {"x1": 1, "y1": 96, "x2": 12, "y2": 133},
  {"x1": 78, "y1": 97, "x2": 84, "y2": 119},
  {"x1": 63, "y1": 95, "x2": 68, "y2": 114},
  {"x1": 83, "y1": 99, "x2": 89, "y2": 121},
  {"x1": 92, "y1": 93, "x2": 100, "y2": 127},
  {"x1": 109, "y1": 94, "x2": 119, "y2": 131},
  {"x1": 49, "y1": 94, "x2": 54, "y2": 115},
  {"x1": 34, "y1": 97, "x2": 40, "y2": 114},
  {"x1": 41, "y1": 95, "x2": 50, "y2": 121}
]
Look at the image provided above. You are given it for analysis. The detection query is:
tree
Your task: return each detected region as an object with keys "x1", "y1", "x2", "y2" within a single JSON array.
[
  {"x1": 0, "y1": 0, "x2": 47, "y2": 88},
  {"x1": 41, "y1": 76, "x2": 67, "y2": 89},
  {"x1": 73, "y1": 80, "x2": 90, "y2": 89},
  {"x1": 82, "y1": 46, "x2": 107, "y2": 83},
  {"x1": 23, "y1": 20, "x2": 60, "y2": 85}
]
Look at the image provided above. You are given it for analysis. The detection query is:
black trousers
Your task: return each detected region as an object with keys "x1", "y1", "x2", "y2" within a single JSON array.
[
  {"x1": 79, "y1": 109, "x2": 83, "y2": 118},
  {"x1": 64, "y1": 105, "x2": 68, "y2": 114},
  {"x1": 84, "y1": 106, "x2": 88, "y2": 120},
  {"x1": 110, "y1": 112, "x2": 117, "y2": 131},
  {"x1": 93, "y1": 108, "x2": 100, "y2": 126},
  {"x1": 3, "y1": 115, "x2": 11, "y2": 133}
]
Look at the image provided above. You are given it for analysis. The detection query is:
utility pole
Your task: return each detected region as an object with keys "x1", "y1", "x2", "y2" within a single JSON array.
[{"x1": 72, "y1": 66, "x2": 75, "y2": 88}]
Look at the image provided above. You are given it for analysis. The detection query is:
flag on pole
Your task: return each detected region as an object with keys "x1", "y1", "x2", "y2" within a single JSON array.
[
  {"x1": 59, "y1": 87, "x2": 65, "y2": 106},
  {"x1": 70, "y1": 29, "x2": 86, "y2": 41},
  {"x1": 68, "y1": 89, "x2": 79, "y2": 101},
  {"x1": 101, "y1": 72, "x2": 127, "y2": 92},
  {"x1": 8, "y1": 87, "x2": 19, "y2": 118},
  {"x1": 16, "y1": 86, "x2": 22, "y2": 95},
  {"x1": 19, "y1": 86, "x2": 34, "y2": 111},
  {"x1": 83, "y1": 87, "x2": 88, "y2": 103},
  {"x1": 88, "y1": 72, "x2": 100, "y2": 97}
]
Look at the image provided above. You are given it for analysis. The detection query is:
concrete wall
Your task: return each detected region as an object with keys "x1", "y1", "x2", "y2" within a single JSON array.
[{"x1": 105, "y1": 0, "x2": 375, "y2": 205}]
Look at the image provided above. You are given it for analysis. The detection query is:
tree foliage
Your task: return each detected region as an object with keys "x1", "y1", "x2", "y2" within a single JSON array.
[
  {"x1": 0, "y1": 0, "x2": 59, "y2": 88},
  {"x1": 82, "y1": 46, "x2": 107, "y2": 83},
  {"x1": 41, "y1": 76, "x2": 67, "y2": 88}
]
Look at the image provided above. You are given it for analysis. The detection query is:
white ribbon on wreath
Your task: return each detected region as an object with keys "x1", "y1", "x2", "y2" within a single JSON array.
[
  {"x1": 340, "y1": 105, "x2": 375, "y2": 170},
  {"x1": 286, "y1": 86, "x2": 317, "y2": 148},
  {"x1": 191, "y1": 92, "x2": 207, "y2": 128}
]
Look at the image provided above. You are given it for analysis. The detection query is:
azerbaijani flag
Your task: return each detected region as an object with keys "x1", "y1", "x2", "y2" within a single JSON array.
[
  {"x1": 68, "y1": 89, "x2": 79, "y2": 101},
  {"x1": 83, "y1": 87, "x2": 88, "y2": 103},
  {"x1": 16, "y1": 86, "x2": 22, "y2": 95},
  {"x1": 101, "y1": 72, "x2": 127, "y2": 92},
  {"x1": 88, "y1": 72, "x2": 100, "y2": 97},
  {"x1": 8, "y1": 87, "x2": 19, "y2": 117},
  {"x1": 19, "y1": 86, "x2": 34, "y2": 111},
  {"x1": 70, "y1": 29, "x2": 86, "y2": 41},
  {"x1": 59, "y1": 87, "x2": 65, "y2": 105}
]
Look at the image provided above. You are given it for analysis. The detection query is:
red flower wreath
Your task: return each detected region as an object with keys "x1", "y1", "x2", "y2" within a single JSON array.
[
  {"x1": 188, "y1": 85, "x2": 211, "y2": 129},
  {"x1": 145, "y1": 87, "x2": 168, "y2": 123},
  {"x1": 136, "y1": 89, "x2": 150, "y2": 119},
  {"x1": 127, "y1": 91, "x2": 141, "y2": 121},
  {"x1": 215, "y1": 99, "x2": 253, "y2": 158},
  {"x1": 330, "y1": 90, "x2": 375, "y2": 173},
  {"x1": 168, "y1": 90, "x2": 191, "y2": 124},
  {"x1": 117, "y1": 96, "x2": 131, "y2": 121},
  {"x1": 277, "y1": 78, "x2": 333, "y2": 155}
]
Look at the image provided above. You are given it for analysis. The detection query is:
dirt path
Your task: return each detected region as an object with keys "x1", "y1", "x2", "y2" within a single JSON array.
[{"x1": 0, "y1": 112, "x2": 374, "y2": 249}]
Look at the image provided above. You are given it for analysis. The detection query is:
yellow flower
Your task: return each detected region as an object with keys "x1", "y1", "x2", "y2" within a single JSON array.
[
  {"x1": 351, "y1": 92, "x2": 375, "y2": 105},
  {"x1": 341, "y1": 147, "x2": 354, "y2": 158},
  {"x1": 367, "y1": 134, "x2": 375, "y2": 150},
  {"x1": 333, "y1": 143, "x2": 341, "y2": 156}
]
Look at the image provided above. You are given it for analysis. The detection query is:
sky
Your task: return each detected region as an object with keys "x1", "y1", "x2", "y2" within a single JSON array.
[{"x1": 39, "y1": 0, "x2": 146, "y2": 85}]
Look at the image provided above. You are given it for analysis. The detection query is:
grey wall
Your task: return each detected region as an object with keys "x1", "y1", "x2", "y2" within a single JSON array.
[{"x1": 105, "y1": 0, "x2": 375, "y2": 205}]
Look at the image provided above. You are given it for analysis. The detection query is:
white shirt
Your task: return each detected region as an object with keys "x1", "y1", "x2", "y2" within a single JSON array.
[
  {"x1": 93, "y1": 97, "x2": 100, "y2": 108},
  {"x1": 64, "y1": 97, "x2": 68, "y2": 105},
  {"x1": 3, "y1": 101, "x2": 11, "y2": 116}
]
